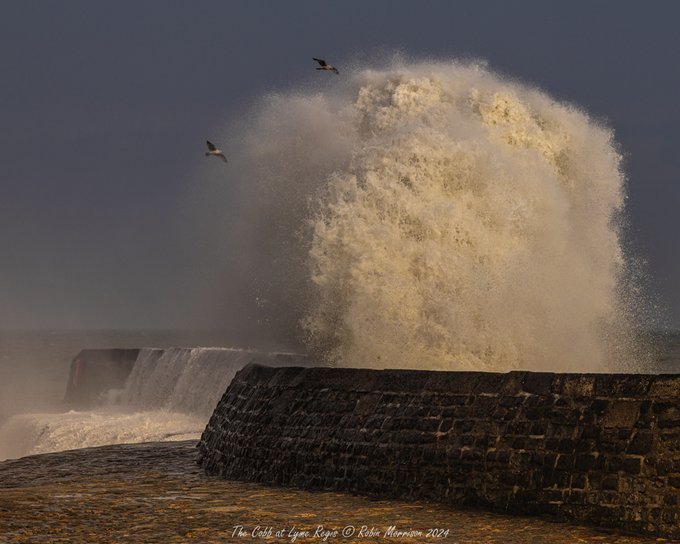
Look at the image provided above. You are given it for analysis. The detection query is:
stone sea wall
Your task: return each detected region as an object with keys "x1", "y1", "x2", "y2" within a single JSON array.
[
  {"x1": 63, "y1": 347, "x2": 311, "y2": 412},
  {"x1": 63, "y1": 349, "x2": 140, "y2": 407},
  {"x1": 197, "y1": 364, "x2": 680, "y2": 538}
]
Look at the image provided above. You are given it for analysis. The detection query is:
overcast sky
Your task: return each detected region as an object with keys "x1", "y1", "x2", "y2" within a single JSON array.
[{"x1": 1, "y1": 1, "x2": 679, "y2": 332}]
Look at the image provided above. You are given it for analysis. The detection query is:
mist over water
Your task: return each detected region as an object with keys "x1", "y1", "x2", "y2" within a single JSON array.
[
  {"x1": 229, "y1": 59, "x2": 647, "y2": 372},
  {"x1": 0, "y1": 334, "x2": 283, "y2": 460}
]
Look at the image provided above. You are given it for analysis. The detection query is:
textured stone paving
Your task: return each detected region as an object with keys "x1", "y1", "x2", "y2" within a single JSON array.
[{"x1": 0, "y1": 441, "x2": 672, "y2": 543}]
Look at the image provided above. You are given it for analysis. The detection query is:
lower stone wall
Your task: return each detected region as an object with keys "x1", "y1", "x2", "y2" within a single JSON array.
[
  {"x1": 197, "y1": 364, "x2": 680, "y2": 538},
  {"x1": 63, "y1": 349, "x2": 140, "y2": 407}
]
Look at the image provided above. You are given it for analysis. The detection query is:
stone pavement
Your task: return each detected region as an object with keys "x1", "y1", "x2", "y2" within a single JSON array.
[{"x1": 0, "y1": 441, "x2": 672, "y2": 543}]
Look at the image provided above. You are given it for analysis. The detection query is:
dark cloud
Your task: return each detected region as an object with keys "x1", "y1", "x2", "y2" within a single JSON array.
[{"x1": 1, "y1": 1, "x2": 679, "y2": 331}]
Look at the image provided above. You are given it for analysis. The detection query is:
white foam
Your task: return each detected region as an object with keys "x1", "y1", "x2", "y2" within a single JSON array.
[
  {"x1": 120, "y1": 347, "x2": 257, "y2": 417},
  {"x1": 0, "y1": 408, "x2": 203, "y2": 460},
  {"x1": 230, "y1": 59, "x2": 644, "y2": 372}
]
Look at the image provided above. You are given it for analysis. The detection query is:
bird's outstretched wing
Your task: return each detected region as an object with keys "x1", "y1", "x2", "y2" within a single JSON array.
[
  {"x1": 313, "y1": 57, "x2": 328, "y2": 67},
  {"x1": 218, "y1": 153, "x2": 228, "y2": 163},
  {"x1": 206, "y1": 140, "x2": 217, "y2": 151}
]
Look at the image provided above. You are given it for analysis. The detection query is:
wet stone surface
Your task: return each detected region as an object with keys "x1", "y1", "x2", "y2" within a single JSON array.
[{"x1": 0, "y1": 441, "x2": 673, "y2": 543}]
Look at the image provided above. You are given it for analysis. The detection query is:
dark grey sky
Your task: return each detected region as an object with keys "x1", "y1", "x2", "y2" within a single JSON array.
[{"x1": 1, "y1": 1, "x2": 679, "y2": 331}]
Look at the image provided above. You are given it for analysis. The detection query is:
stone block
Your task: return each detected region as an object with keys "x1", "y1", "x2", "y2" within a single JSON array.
[
  {"x1": 648, "y1": 376, "x2": 680, "y2": 398},
  {"x1": 603, "y1": 401, "x2": 641, "y2": 428},
  {"x1": 519, "y1": 372, "x2": 554, "y2": 395},
  {"x1": 627, "y1": 430, "x2": 654, "y2": 455}
]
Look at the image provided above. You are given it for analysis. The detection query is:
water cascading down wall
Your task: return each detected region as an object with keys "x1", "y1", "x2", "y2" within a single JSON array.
[{"x1": 198, "y1": 364, "x2": 680, "y2": 539}]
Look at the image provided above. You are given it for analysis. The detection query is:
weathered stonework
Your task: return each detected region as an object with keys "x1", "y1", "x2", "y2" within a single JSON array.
[
  {"x1": 63, "y1": 349, "x2": 140, "y2": 407},
  {"x1": 197, "y1": 364, "x2": 680, "y2": 538}
]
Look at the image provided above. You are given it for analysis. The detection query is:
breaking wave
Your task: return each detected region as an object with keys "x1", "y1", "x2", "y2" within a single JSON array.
[{"x1": 232, "y1": 58, "x2": 645, "y2": 372}]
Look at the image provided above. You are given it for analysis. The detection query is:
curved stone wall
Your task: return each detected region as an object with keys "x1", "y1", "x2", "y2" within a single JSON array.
[{"x1": 197, "y1": 364, "x2": 680, "y2": 538}]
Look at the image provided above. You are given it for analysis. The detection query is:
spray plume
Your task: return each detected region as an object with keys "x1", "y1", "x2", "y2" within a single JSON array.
[{"x1": 228, "y1": 59, "x2": 644, "y2": 372}]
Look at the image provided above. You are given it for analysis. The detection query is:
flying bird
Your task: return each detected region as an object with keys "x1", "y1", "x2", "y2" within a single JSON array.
[
  {"x1": 313, "y1": 57, "x2": 339, "y2": 75},
  {"x1": 205, "y1": 140, "x2": 228, "y2": 163}
]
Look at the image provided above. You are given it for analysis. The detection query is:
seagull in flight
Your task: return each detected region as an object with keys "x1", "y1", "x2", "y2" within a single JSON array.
[
  {"x1": 313, "y1": 58, "x2": 339, "y2": 75},
  {"x1": 205, "y1": 140, "x2": 228, "y2": 163}
]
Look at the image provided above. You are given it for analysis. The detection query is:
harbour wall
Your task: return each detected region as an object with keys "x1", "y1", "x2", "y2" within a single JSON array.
[
  {"x1": 197, "y1": 364, "x2": 680, "y2": 539},
  {"x1": 63, "y1": 349, "x2": 140, "y2": 407},
  {"x1": 63, "y1": 347, "x2": 310, "y2": 412}
]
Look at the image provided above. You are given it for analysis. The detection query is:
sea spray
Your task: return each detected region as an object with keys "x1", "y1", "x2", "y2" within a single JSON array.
[
  {"x1": 0, "y1": 348, "x2": 308, "y2": 459},
  {"x1": 230, "y1": 59, "x2": 642, "y2": 372}
]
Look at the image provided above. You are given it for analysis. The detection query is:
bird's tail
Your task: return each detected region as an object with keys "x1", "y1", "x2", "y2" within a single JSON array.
[{"x1": 205, "y1": 152, "x2": 211, "y2": 156}]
